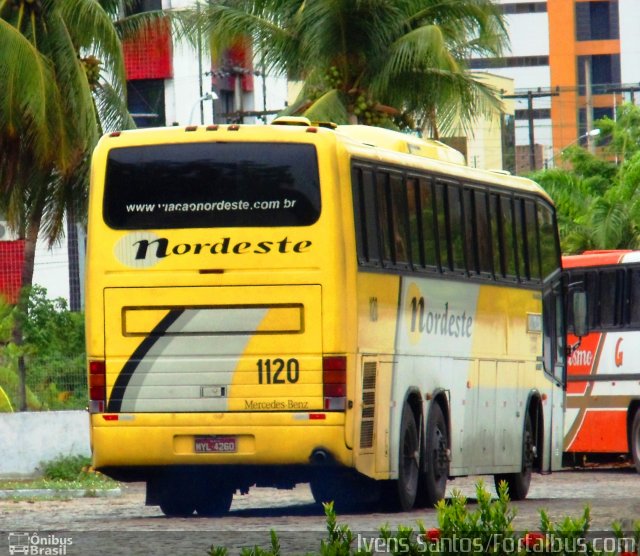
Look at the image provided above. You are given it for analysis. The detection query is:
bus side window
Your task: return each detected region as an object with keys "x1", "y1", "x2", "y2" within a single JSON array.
[
  {"x1": 389, "y1": 173, "x2": 410, "y2": 267},
  {"x1": 447, "y1": 184, "x2": 466, "y2": 273},
  {"x1": 375, "y1": 171, "x2": 393, "y2": 266},
  {"x1": 353, "y1": 166, "x2": 380, "y2": 266},
  {"x1": 629, "y1": 267, "x2": 640, "y2": 328},
  {"x1": 538, "y1": 203, "x2": 559, "y2": 280},
  {"x1": 462, "y1": 188, "x2": 479, "y2": 275},
  {"x1": 599, "y1": 269, "x2": 624, "y2": 328},
  {"x1": 407, "y1": 178, "x2": 423, "y2": 268},
  {"x1": 418, "y1": 178, "x2": 438, "y2": 270},
  {"x1": 500, "y1": 196, "x2": 517, "y2": 280},
  {"x1": 525, "y1": 200, "x2": 542, "y2": 281},
  {"x1": 489, "y1": 193, "x2": 503, "y2": 279},
  {"x1": 474, "y1": 190, "x2": 493, "y2": 276},
  {"x1": 352, "y1": 166, "x2": 367, "y2": 264},
  {"x1": 435, "y1": 182, "x2": 450, "y2": 271},
  {"x1": 514, "y1": 198, "x2": 527, "y2": 280}
]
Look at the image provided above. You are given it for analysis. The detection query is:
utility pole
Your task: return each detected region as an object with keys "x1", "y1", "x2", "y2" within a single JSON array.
[
  {"x1": 606, "y1": 83, "x2": 640, "y2": 105},
  {"x1": 502, "y1": 88, "x2": 559, "y2": 171},
  {"x1": 196, "y1": 1, "x2": 205, "y2": 125},
  {"x1": 585, "y1": 58, "x2": 595, "y2": 154}
]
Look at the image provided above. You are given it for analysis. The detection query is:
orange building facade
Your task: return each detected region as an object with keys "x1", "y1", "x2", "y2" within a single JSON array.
[
  {"x1": 548, "y1": 0, "x2": 622, "y2": 151},
  {"x1": 471, "y1": 0, "x2": 639, "y2": 171}
]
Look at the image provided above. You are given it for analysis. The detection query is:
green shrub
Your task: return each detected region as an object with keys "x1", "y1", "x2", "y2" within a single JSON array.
[
  {"x1": 207, "y1": 482, "x2": 640, "y2": 556},
  {"x1": 0, "y1": 366, "x2": 43, "y2": 410},
  {"x1": 41, "y1": 455, "x2": 92, "y2": 481},
  {"x1": 0, "y1": 285, "x2": 86, "y2": 410}
]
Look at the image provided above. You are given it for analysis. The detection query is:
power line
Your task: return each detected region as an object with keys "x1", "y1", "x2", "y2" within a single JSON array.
[{"x1": 502, "y1": 89, "x2": 559, "y2": 171}]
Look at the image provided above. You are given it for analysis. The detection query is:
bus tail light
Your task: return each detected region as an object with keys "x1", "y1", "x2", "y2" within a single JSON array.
[
  {"x1": 323, "y1": 356, "x2": 346, "y2": 410},
  {"x1": 89, "y1": 360, "x2": 106, "y2": 413}
]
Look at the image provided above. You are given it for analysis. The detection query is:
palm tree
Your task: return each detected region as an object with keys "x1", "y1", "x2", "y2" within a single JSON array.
[
  {"x1": 531, "y1": 103, "x2": 640, "y2": 253},
  {"x1": 184, "y1": 0, "x2": 508, "y2": 136},
  {"x1": 1, "y1": 0, "x2": 133, "y2": 281},
  {"x1": 0, "y1": 0, "x2": 134, "y2": 408}
]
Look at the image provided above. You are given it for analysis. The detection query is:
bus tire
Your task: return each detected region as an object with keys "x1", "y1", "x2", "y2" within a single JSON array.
[
  {"x1": 194, "y1": 486, "x2": 233, "y2": 517},
  {"x1": 420, "y1": 402, "x2": 449, "y2": 507},
  {"x1": 494, "y1": 412, "x2": 533, "y2": 501},
  {"x1": 310, "y1": 470, "x2": 378, "y2": 511},
  {"x1": 386, "y1": 404, "x2": 420, "y2": 511},
  {"x1": 631, "y1": 409, "x2": 640, "y2": 474},
  {"x1": 159, "y1": 491, "x2": 195, "y2": 517}
]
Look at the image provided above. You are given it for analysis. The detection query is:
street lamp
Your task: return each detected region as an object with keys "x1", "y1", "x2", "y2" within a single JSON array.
[
  {"x1": 544, "y1": 128, "x2": 600, "y2": 168},
  {"x1": 189, "y1": 91, "x2": 219, "y2": 125}
]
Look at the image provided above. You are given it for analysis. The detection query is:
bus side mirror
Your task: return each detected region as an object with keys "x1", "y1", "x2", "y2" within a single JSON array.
[{"x1": 572, "y1": 290, "x2": 588, "y2": 338}]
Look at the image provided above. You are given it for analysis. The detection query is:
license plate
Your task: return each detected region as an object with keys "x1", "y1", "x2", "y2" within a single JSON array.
[{"x1": 195, "y1": 436, "x2": 237, "y2": 453}]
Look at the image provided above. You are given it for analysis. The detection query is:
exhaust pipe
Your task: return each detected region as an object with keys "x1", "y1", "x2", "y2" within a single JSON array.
[{"x1": 310, "y1": 448, "x2": 330, "y2": 465}]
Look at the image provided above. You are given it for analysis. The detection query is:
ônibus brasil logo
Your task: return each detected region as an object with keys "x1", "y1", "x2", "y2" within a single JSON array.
[{"x1": 7, "y1": 532, "x2": 73, "y2": 555}]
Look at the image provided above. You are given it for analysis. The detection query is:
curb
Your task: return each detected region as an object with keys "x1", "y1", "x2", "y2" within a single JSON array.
[{"x1": 0, "y1": 488, "x2": 122, "y2": 500}]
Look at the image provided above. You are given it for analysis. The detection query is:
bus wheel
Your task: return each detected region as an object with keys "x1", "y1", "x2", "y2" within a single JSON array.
[
  {"x1": 310, "y1": 470, "x2": 378, "y2": 511},
  {"x1": 631, "y1": 410, "x2": 640, "y2": 474},
  {"x1": 159, "y1": 490, "x2": 195, "y2": 517},
  {"x1": 194, "y1": 486, "x2": 234, "y2": 517},
  {"x1": 387, "y1": 404, "x2": 420, "y2": 511},
  {"x1": 495, "y1": 413, "x2": 533, "y2": 501},
  {"x1": 419, "y1": 402, "x2": 449, "y2": 507}
]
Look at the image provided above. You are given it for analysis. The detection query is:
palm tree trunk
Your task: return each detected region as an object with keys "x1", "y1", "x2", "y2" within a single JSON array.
[
  {"x1": 14, "y1": 211, "x2": 42, "y2": 411},
  {"x1": 66, "y1": 206, "x2": 81, "y2": 311}
]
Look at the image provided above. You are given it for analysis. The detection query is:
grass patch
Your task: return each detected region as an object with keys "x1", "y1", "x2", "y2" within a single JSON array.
[
  {"x1": 0, "y1": 455, "x2": 119, "y2": 492},
  {"x1": 0, "y1": 474, "x2": 119, "y2": 491},
  {"x1": 41, "y1": 454, "x2": 92, "y2": 481}
]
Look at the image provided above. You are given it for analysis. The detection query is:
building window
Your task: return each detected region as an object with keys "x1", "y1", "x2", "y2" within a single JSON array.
[
  {"x1": 514, "y1": 108, "x2": 551, "y2": 120},
  {"x1": 577, "y1": 54, "x2": 621, "y2": 95},
  {"x1": 501, "y1": 2, "x2": 547, "y2": 14},
  {"x1": 215, "y1": 90, "x2": 235, "y2": 123},
  {"x1": 467, "y1": 56, "x2": 549, "y2": 70},
  {"x1": 127, "y1": 79, "x2": 166, "y2": 128},
  {"x1": 125, "y1": 0, "x2": 162, "y2": 15},
  {"x1": 576, "y1": 1, "x2": 619, "y2": 41}
]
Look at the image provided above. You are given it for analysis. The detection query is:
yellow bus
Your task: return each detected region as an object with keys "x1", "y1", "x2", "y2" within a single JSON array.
[{"x1": 86, "y1": 118, "x2": 571, "y2": 516}]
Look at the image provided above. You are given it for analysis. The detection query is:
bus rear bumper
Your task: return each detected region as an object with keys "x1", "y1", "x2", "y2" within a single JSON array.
[{"x1": 90, "y1": 412, "x2": 351, "y2": 472}]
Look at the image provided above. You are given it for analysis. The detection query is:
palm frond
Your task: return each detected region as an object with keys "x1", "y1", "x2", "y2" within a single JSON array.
[
  {"x1": 0, "y1": 19, "x2": 63, "y2": 166},
  {"x1": 301, "y1": 89, "x2": 349, "y2": 124},
  {"x1": 93, "y1": 80, "x2": 136, "y2": 133},
  {"x1": 591, "y1": 198, "x2": 629, "y2": 248},
  {"x1": 57, "y1": 0, "x2": 128, "y2": 97}
]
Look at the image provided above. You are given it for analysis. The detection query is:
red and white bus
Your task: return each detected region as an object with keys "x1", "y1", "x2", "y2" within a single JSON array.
[{"x1": 563, "y1": 250, "x2": 640, "y2": 472}]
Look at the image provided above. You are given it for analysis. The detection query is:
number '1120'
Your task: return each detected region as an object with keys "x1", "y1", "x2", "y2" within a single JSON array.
[{"x1": 257, "y1": 358, "x2": 300, "y2": 384}]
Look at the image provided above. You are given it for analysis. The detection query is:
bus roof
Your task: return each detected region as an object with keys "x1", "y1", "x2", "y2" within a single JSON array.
[
  {"x1": 97, "y1": 122, "x2": 553, "y2": 203},
  {"x1": 334, "y1": 125, "x2": 466, "y2": 165},
  {"x1": 562, "y1": 250, "x2": 636, "y2": 268}
]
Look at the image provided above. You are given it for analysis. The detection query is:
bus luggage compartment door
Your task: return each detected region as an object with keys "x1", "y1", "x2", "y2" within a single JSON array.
[{"x1": 103, "y1": 285, "x2": 322, "y2": 413}]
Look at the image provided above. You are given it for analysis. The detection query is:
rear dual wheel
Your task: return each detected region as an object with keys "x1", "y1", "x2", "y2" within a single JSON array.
[
  {"x1": 387, "y1": 402, "x2": 449, "y2": 511},
  {"x1": 494, "y1": 413, "x2": 534, "y2": 501},
  {"x1": 419, "y1": 403, "x2": 449, "y2": 508},
  {"x1": 310, "y1": 470, "x2": 380, "y2": 512},
  {"x1": 392, "y1": 404, "x2": 421, "y2": 511},
  {"x1": 194, "y1": 487, "x2": 234, "y2": 517},
  {"x1": 158, "y1": 474, "x2": 233, "y2": 517}
]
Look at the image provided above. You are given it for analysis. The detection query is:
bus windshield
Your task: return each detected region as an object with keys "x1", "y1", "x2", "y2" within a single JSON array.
[{"x1": 104, "y1": 142, "x2": 321, "y2": 229}]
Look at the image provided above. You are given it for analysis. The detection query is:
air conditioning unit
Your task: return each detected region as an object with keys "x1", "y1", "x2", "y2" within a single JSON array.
[{"x1": 0, "y1": 221, "x2": 18, "y2": 241}]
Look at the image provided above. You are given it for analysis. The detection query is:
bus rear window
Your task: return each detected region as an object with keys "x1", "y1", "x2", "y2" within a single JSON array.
[{"x1": 103, "y1": 142, "x2": 321, "y2": 229}]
